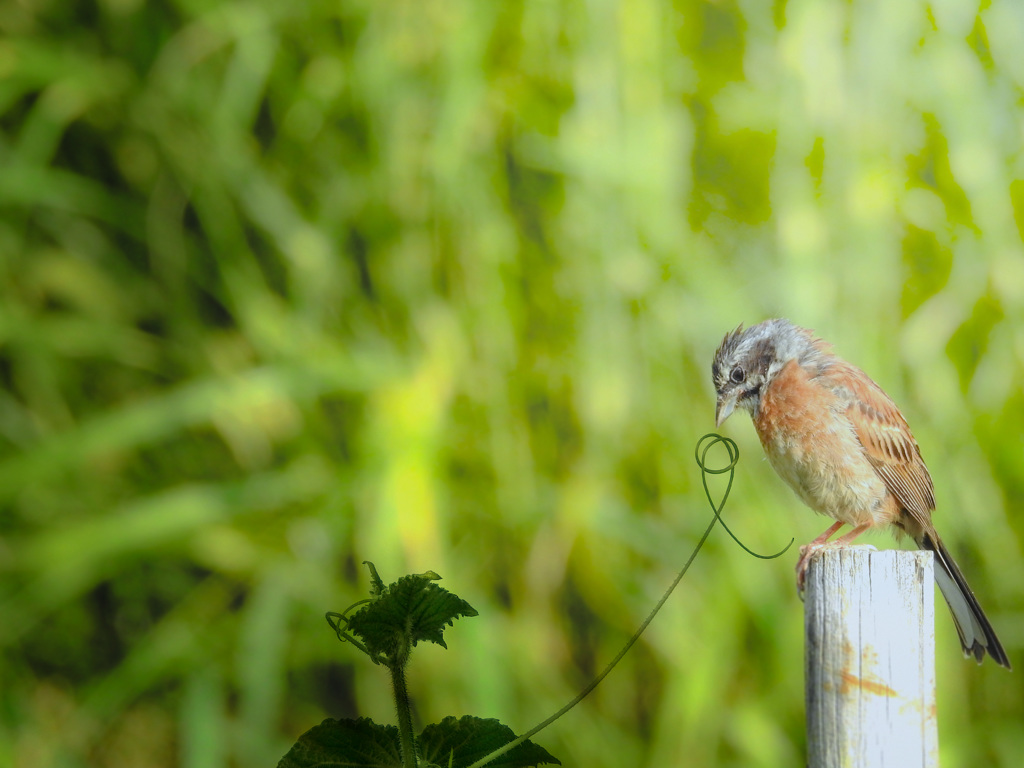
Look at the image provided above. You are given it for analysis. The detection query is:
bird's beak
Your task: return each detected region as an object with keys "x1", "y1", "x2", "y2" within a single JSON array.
[{"x1": 715, "y1": 392, "x2": 738, "y2": 428}]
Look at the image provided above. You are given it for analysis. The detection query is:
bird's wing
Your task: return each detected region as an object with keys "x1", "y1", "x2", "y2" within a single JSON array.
[{"x1": 835, "y1": 363, "x2": 936, "y2": 528}]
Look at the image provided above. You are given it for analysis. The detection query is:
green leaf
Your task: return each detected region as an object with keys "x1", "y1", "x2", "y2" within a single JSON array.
[
  {"x1": 345, "y1": 573, "x2": 478, "y2": 662},
  {"x1": 363, "y1": 561, "x2": 386, "y2": 597},
  {"x1": 418, "y1": 716, "x2": 560, "y2": 768},
  {"x1": 277, "y1": 717, "x2": 401, "y2": 768}
]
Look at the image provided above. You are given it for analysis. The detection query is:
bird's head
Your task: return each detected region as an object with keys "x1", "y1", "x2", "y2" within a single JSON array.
[{"x1": 711, "y1": 318, "x2": 826, "y2": 427}]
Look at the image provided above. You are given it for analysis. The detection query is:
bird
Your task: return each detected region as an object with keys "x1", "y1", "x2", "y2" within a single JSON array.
[{"x1": 711, "y1": 318, "x2": 1010, "y2": 668}]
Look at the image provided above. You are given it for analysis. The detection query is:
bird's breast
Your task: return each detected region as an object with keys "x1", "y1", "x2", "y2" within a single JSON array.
[{"x1": 752, "y1": 360, "x2": 893, "y2": 527}]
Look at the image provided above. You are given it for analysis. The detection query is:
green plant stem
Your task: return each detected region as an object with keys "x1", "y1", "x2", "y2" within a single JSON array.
[
  {"x1": 464, "y1": 434, "x2": 760, "y2": 768},
  {"x1": 389, "y1": 660, "x2": 417, "y2": 768}
]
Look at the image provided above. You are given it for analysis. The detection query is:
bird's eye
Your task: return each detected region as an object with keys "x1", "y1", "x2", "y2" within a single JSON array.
[{"x1": 729, "y1": 366, "x2": 745, "y2": 384}]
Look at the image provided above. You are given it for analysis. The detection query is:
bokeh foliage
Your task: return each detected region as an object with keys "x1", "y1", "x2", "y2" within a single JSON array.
[{"x1": 1, "y1": 0, "x2": 1023, "y2": 766}]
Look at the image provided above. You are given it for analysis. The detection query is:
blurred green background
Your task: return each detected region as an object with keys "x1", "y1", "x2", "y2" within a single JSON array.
[{"x1": 2, "y1": 0, "x2": 1023, "y2": 765}]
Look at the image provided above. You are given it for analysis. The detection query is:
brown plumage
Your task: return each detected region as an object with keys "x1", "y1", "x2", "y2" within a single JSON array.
[{"x1": 713, "y1": 319, "x2": 1010, "y2": 668}]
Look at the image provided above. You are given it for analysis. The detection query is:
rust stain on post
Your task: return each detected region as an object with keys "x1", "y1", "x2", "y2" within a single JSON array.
[{"x1": 838, "y1": 670, "x2": 899, "y2": 698}]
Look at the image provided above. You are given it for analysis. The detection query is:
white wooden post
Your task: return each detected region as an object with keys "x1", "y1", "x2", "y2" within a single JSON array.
[{"x1": 804, "y1": 547, "x2": 938, "y2": 768}]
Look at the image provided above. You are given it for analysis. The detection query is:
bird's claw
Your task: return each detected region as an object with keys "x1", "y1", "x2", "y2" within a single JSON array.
[{"x1": 795, "y1": 543, "x2": 821, "y2": 599}]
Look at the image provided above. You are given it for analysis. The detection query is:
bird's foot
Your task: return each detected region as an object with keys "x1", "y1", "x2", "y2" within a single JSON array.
[
  {"x1": 795, "y1": 524, "x2": 874, "y2": 598},
  {"x1": 795, "y1": 542, "x2": 827, "y2": 598}
]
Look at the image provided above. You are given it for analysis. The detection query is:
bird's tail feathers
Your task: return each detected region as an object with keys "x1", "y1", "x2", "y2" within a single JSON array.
[{"x1": 916, "y1": 531, "x2": 1010, "y2": 669}]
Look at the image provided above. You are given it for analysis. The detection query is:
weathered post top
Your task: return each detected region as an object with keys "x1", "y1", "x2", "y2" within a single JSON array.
[{"x1": 804, "y1": 547, "x2": 938, "y2": 768}]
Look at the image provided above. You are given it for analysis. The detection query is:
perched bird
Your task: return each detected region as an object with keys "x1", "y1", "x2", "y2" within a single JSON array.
[{"x1": 712, "y1": 318, "x2": 1010, "y2": 668}]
